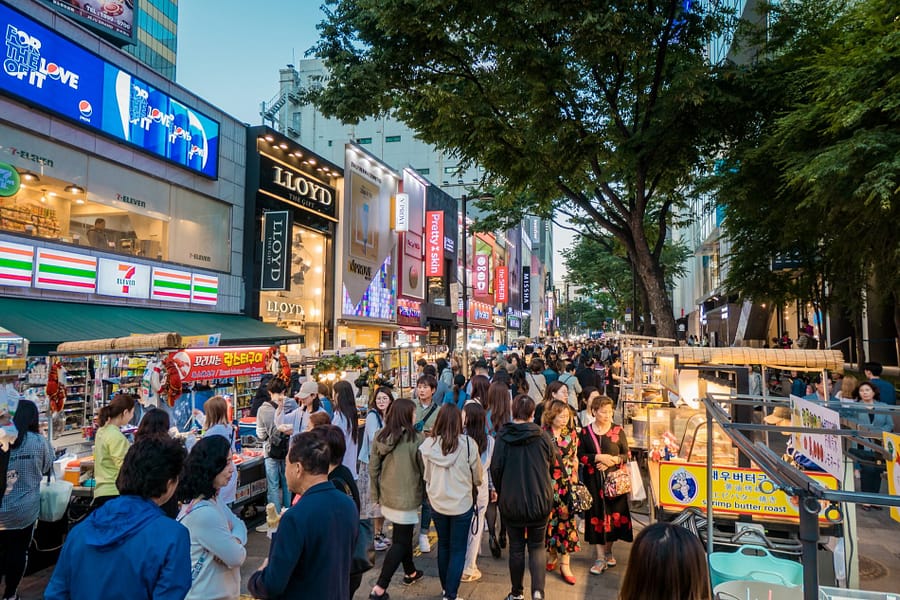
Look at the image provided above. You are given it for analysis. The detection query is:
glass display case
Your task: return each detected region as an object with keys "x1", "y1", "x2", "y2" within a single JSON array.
[{"x1": 647, "y1": 405, "x2": 738, "y2": 466}]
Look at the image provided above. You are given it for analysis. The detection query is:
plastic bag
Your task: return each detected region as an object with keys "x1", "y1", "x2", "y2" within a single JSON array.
[
  {"x1": 627, "y1": 460, "x2": 646, "y2": 502},
  {"x1": 40, "y1": 478, "x2": 74, "y2": 522}
]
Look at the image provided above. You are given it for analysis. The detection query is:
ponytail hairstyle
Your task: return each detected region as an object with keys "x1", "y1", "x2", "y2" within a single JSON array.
[{"x1": 98, "y1": 393, "x2": 136, "y2": 427}]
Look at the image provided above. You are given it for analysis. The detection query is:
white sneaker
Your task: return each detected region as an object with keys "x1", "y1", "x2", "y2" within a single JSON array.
[
  {"x1": 255, "y1": 523, "x2": 269, "y2": 533},
  {"x1": 374, "y1": 533, "x2": 391, "y2": 551},
  {"x1": 418, "y1": 532, "x2": 431, "y2": 553}
]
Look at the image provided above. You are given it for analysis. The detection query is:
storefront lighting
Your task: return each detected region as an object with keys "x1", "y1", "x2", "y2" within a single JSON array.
[
  {"x1": 75, "y1": 198, "x2": 85, "y2": 205},
  {"x1": 314, "y1": 266, "x2": 322, "y2": 273},
  {"x1": 314, "y1": 287, "x2": 322, "y2": 295},
  {"x1": 308, "y1": 158, "x2": 317, "y2": 165},
  {"x1": 19, "y1": 170, "x2": 39, "y2": 182},
  {"x1": 315, "y1": 245, "x2": 322, "y2": 254},
  {"x1": 264, "y1": 135, "x2": 275, "y2": 142},
  {"x1": 64, "y1": 184, "x2": 85, "y2": 194},
  {"x1": 279, "y1": 143, "x2": 288, "y2": 150},
  {"x1": 48, "y1": 191, "x2": 56, "y2": 197}
]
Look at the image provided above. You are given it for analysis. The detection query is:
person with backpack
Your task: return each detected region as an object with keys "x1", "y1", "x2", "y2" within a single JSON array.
[
  {"x1": 557, "y1": 362, "x2": 582, "y2": 411},
  {"x1": 360, "y1": 387, "x2": 394, "y2": 552},
  {"x1": 256, "y1": 379, "x2": 292, "y2": 522}
]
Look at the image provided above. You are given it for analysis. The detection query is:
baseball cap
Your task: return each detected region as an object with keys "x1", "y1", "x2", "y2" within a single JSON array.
[{"x1": 297, "y1": 381, "x2": 319, "y2": 397}]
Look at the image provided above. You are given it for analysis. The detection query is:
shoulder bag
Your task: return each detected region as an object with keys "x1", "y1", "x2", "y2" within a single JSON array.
[
  {"x1": 560, "y1": 430, "x2": 591, "y2": 513},
  {"x1": 338, "y1": 479, "x2": 375, "y2": 575},
  {"x1": 588, "y1": 424, "x2": 630, "y2": 498},
  {"x1": 414, "y1": 402, "x2": 438, "y2": 433}
]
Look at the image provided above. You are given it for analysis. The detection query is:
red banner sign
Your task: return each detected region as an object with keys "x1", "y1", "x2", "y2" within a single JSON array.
[
  {"x1": 495, "y1": 266, "x2": 508, "y2": 302},
  {"x1": 166, "y1": 346, "x2": 271, "y2": 383},
  {"x1": 474, "y1": 253, "x2": 490, "y2": 298},
  {"x1": 426, "y1": 211, "x2": 444, "y2": 276}
]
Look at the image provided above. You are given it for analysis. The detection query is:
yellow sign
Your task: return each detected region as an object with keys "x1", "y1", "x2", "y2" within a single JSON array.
[
  {"x1": 884, "y1": 432, "x2": 900, "y2": 523},
  {"x1": 658, "y1": 462, "x2": 839, "y2": 522}
]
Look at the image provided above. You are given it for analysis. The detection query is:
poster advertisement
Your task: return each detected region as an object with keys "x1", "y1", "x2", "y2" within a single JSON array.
[
  {"x1": 43, "y1": 0, "x2": 136, "y2": 44},
  {"x1": 659, "y1": 462, "x2": 838, "y2": 522},
  {"x1": 166, "y1": 346, "x2": 270, "y2": 383},
  {"x1": 399, "y1": 171, "x2": 425, "y2": 299},
  {"x1": 425, "y1": 210, "x2": 444, "y2": 276},
  {"x1": 343, "y1": 150, "x2": 397, "y2": 321},
  {"x1": 884, "y1": 432, "x2": 900, "y2": 523},
  {"x1": 790, "y1": 395, "x2": 843, "y2": 479}
]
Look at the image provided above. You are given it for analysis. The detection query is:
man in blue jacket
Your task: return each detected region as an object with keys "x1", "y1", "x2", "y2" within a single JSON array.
[
  {"x1": 248, "y1": 431, "x2": 358, "y2": 599},
  {"x1": 45, "y1": 437, "x2": 190, "y2": 599}
]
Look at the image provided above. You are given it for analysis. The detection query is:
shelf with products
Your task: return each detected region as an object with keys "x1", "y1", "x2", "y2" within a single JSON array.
[{"x1": 58, "y1": 356, "x2": 93, "y2": 432}]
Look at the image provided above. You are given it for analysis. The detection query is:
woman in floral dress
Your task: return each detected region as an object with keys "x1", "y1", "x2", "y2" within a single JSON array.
[
  {"x1": 541, "y1": 398, "x2": 580, "y2": 585},
  {"x1": 578, "y1": 395, "x2": 633, "y2": 575}
]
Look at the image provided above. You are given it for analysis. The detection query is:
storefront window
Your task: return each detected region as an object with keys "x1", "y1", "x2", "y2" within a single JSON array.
[{"x1": 259, "y1": 225, "x2": 327, "y2": 353}]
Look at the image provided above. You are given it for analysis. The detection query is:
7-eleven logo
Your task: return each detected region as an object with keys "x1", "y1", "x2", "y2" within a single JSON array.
[{"x1": 116, "y1": 264, "x2": 137, "y2": 293}]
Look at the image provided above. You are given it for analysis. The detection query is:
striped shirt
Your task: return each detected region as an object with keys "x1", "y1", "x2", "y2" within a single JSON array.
[{"x1": 0, "y1": 432, "x2": 54, "y2": 529}]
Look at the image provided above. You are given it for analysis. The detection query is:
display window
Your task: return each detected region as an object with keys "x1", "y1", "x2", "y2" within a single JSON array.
[{"x1": 259, "y1": 225, "x2": 327, "y2": 353}]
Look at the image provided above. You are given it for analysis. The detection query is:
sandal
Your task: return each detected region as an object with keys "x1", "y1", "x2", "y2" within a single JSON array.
[
  {"x1": 605, "y1": 553, "x2": 617, "y2": 567},
  {"x1": 590, "y1": 559, "x2": 607, "y2": 575},
  {"x1": 402, "y1": 569, "x2": 424, "y2": 585},
  {"x1": 460, "y1": 568, "x2": 482, "y2": 582}
]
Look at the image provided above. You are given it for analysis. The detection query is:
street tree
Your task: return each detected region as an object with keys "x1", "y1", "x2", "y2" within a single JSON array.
[{"x1": 309, "y1": 0, "x2": 740, "y2": 339}]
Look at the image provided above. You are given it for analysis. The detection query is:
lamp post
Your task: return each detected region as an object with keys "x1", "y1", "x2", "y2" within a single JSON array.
[{"x1": 461, "y1": 194, "x2": 469, "y2": 375}]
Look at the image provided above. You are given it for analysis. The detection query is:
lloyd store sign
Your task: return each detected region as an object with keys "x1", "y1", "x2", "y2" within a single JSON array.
[
  {"x1": 260, "y1": 154, "x2": 337, "y2": 222},
  {"x1": 0, "y1": 241, "x2": 218, "y2": 305}
]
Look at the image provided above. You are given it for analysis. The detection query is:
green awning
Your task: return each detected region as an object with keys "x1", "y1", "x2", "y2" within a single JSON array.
[{"x1": 0, "y1": 297, "x2": 299, "y2": 355}]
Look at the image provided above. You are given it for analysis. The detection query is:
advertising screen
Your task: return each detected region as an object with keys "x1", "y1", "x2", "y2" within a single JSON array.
[
  {"x1": 0, "y1": 2, "x2": 219, "y2": 178},
  {"x1": 41, "y1": 0, "x2": 135, "y2": 45}
]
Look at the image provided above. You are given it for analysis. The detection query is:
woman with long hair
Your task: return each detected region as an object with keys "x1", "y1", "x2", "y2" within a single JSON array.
[
  {"x1": 525, "y1": 358, "x2": 547, "y2": 405},
  {"x1": 577, "y1": 387, "x2": 601, "y2": 429},
  {"x1": 134, "y1": 408, "x2": 171, "y2": 442},
  {"x1": 368, "y1": 398, "x2": 426, "y2": 600},
  {"x1": 93, "y1": 393, "x2": 137, "y2": 508},
  {"x1": 461, "y1": 403, "x2": 494, "y2": 583},
  {"x1": 511, "y1": 368, "x2": 529, "y2": 399},
  {"x1": 483, "y1": 381, "x2": 511, "y2": 557},
  {"x1": 578, "y1": 395, "x2": 632, "y2": 574},
  {"x1": 419, "y1": 404, "x2": 483, "y2": 600},
  {"x1": 201, "y1": 396, "x2": 238, "y2": 505},
  {"x1": 332, "y1": 380, "x2": 359, "y2": 479},
  {"x1": 359, "y1": 386, "x2": 394, "y2": 551},
  {"x1": 177, "y1": 436, "x2": 246, "y2": 600},
  {"x1": 619, "y1": 523, "x2": 709, "y2": 600},
  {"x1": 535, "y1": 380, "x2": 568, "y2": 425},
  {"x1": 0, "y1": 400, "x2": 53, "y2": 600},
  {"x1": 542, "y1": 400, "x2": 580, "y2": 585},
  {"x1": 469, "y1": 375, "x2": 491, "y2": 406}
]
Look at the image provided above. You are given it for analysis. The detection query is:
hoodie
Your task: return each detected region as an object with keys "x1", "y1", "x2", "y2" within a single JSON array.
[
  {"x1": 490, "y1": 422, "x2": 557, "y2": 527},
  {"x1": 45, "y1": 495, "x2": 191, "y2": 600},
  {"x1": 369, "y1": 432, "x2": 425, "y2": 511},
  {"x1": 419, "y1": 435, "x2": 484, "y2": 516}
]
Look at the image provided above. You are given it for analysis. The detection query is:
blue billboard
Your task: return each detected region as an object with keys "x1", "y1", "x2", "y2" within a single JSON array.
[{"x1": 0, "y1": 2, "x2": 219, "y2": 178}]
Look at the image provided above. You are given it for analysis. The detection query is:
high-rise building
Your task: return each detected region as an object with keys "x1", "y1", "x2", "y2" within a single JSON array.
[{"x1": 127, "y1": 0, "x2": 178, "y2": 80}]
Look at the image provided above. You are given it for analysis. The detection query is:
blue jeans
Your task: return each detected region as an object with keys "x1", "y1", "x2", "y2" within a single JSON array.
[
  {"x1": 265, "y1": 458, "x2": 290, "y2": 511},
  {"x1": 420, "y1": 496, "x2": 432, "y2": 532},
  {"x1": 432, "y1": 508, "x2": 474, "y2": 600}
]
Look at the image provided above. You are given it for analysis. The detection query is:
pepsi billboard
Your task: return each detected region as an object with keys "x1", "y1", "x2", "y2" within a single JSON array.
[{"x1": 0, "y1": 2, "x2": 219, "y2": 178}]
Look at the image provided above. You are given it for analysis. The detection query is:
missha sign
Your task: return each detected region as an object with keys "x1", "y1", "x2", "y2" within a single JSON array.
[{"x1": 260, "y1": 154, "x2": 337, "y2": 221}]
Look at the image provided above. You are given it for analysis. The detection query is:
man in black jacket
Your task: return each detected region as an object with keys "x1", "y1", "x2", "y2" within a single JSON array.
[{"x1": 490, "y1": 395, "x2": 557, "y2": 600}]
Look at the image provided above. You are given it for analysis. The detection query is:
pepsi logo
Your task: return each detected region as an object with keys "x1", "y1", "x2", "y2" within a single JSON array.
[
  {"x1": 78, "y1": 100, "x2": 93, "y2": 118},
  {"x1": 44, "y1": 63, "x2": 60, "y2": 78},
  {"x1": 149, "y1": 108, "x2": 163, "y2": 120}
]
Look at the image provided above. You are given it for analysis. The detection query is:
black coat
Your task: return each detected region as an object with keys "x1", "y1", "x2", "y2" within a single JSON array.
[{"x1": 490, "y1": 422, "x2": 557, "y2": 527}]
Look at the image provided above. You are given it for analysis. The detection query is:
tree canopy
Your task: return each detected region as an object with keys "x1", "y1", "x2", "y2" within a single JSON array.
[{"x1": 310, "y1": 0, "x2": 741, "y2": 338}]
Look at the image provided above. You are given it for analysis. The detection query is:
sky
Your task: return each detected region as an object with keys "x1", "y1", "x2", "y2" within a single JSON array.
[{"x1": 176, "y1": 1, "x2": 574, "y2": 282}]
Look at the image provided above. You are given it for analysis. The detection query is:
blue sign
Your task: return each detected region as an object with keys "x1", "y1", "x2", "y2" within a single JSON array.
[{"x1": 0, "y1": 2, "x2": 219, "y2": 178}]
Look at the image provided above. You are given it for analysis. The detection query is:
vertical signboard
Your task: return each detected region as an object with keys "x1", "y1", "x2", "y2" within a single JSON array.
[
  {"x1": 495, "y1": 266, "x2": 508, "y2": 303},
  {"x1": 426, "y1": 210, "x2": 444, "y2": 277},
  {"x1": 522, "y1": 266, "x2": 531, "y2": 312},
  {"x1": 394, "y1": 193, "x2": 409, "y2": 231},
  {"x1": 261, "y1": 211, "x2": 291, "y2": 291},
  {"x1": 474, "y1": 254, "x2": 490, "y2": 299}
]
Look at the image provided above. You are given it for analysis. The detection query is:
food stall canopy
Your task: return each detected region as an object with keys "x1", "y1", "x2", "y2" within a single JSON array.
[
  {"x1": 657, "y1": 347, "x2": 844, "y2": 373},
  {"x1": 0, "y1": 297, "x2": 299, "y2": 355}
]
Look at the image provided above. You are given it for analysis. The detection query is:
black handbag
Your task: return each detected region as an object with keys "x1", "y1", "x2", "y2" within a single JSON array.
[
  {"x1": 567, "y1": 480, "x2": 594, "y2": 513},
  {"x1": 351, "y1": 519, "x2": 375, "y2": 575}
]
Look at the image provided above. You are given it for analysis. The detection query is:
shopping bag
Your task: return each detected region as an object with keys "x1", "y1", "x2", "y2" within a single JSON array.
[
  {"x1": 626, "y1": 460, "x2": 646, "y2": 502},
  {"x1": 40, "y1": 477, "x2": 74, "y2": 522}
]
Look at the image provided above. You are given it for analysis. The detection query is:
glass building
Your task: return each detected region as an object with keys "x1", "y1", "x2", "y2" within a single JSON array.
[{"x1": 126, "y1": 0, "x2": 178, "y2": 80}]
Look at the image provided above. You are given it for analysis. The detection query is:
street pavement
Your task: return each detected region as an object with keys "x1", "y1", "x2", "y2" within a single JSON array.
[{"x1": 17, "y1": 504, "x2": 900, "y2": 599}]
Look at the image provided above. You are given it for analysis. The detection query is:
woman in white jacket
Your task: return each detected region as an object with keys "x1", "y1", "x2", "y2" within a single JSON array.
[
  {"x1": 460, "y1": 402, "x2": 494, "y2": 583},
  {"x1": 419, "y1": 404, "x2": 483, "y2": 600},
  {"x1": 177, "y1": 436, "x2": 247, "y2": 600}
]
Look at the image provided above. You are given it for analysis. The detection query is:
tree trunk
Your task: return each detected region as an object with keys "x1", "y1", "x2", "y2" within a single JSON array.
[
  {"x1": 629, "y1": 224, "x2": 677, "y2": 340},
  {"x1": 853, "y1": 310, "x2": 866, "y2": 372},
  {"x1": 638, "y1": 278, "x2": 653, "y2": 336}
]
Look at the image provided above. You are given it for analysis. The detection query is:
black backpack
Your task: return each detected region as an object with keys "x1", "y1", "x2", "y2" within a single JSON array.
[{"x1": 265, "y1": 400, "x2": 289, "y2": 460}]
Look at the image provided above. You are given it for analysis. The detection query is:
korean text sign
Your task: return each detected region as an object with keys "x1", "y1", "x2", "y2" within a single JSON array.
[
  {"x1": 167, "y1": 347, "x2": 270, "y2": 383},
  {"x1": 790, "y1": 394, "x2": 843, "y2": 479}
]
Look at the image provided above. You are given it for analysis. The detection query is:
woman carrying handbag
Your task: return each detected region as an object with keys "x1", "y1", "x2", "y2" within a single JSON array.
[{"x1": 577, "y1": 395, "x2": 633, "y2": 575}]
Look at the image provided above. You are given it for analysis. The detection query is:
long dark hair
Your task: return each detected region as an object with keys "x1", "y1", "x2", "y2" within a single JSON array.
[
  {"x1": 431, "y1": 403, "x2": 463, "y2": 455},
  {"x1": 484, "y1": 381, "x2": 511, "y2": 434},
  {"x1": 452, "y1": 374, "x2": 466, "y2": 405},
  {"x1": 369, "y1": 386, "x2": 395, "y2": 415},
  {"x1": 98, "y1": 393, "x2": 136, "y2": 427},
  {"x1": 463, "y1": 402, "x2": 488, "y2": 454},
  {"x1": 619, "y1": 522, "x2": 710, "y2": 600},
  {"x1": 177, "y1": 435, "x2": 231, "y2": 502},
  {"x1": 579, "y1": 385, "x2": 600, "y2": 412},
  {"x1": 469, "y1": 374, "x2": 491, "y2": 404},
  {"x1": 376, "y1": 397, "x2": 417, "y2": 445},
  {"x1": 135, "y1": 409, "x2": 171, "y2": 443},
  {"x1": 11, "y1": 399, "x2": 39, "y2": 449},
  {"x1": 333, "y1": 380, "x2": 357, "y2": 434}
]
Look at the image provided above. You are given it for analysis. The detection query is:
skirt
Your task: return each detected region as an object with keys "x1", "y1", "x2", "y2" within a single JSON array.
[{"x1": 357, "y1": 462, "x2": 382, "y2": 519}]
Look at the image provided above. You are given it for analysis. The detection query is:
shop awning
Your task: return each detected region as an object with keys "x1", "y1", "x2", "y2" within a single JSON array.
[{"x1": 0, "y1": 297, "x2": 299, "y2": 355}]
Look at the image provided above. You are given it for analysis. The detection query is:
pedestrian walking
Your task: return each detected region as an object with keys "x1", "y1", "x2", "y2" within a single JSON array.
[
  {"x1": 332, "y1": 380, "x2": 360, "y2": 479},
  {"x1": 0, "y1": 400, "x2": 53, "y2": 600},
  {"x1": 176, "y1": 436, "x2": 247, "y2": 600},
  {"x1": 359, "y1": 386, "x2": 394, "y2": 551},
  {"x1": 577, "y1": 395, "x2": 633, "y2": 575},
  {"x1": 368, "y1": 398, "x2": 426, "y2": 600},
  {"x1": 92, "y1": 393, "x2": 136, "y2": 510},
  {"x1": 248, "y1": 431, "x2": 358, "y2": 599},
  {"x1": 491, "y1": 394, "x2": 557, "y2": 600},
  {"x1": 461, "y1": 403, "x2": 494, "y2": 583},
  {"x1": 414, "y1": 375, "x2": 440, "y2": 553},
  {"x1": 484, "y1": 381, "x2": 511, "y2": 557},
  {"x1": 45, "y1": 437, "x2": 191, "y2": 600},
  {"x1": 199, "y1": 395, "x2": 239, "y2": 505},
  {"x1": 419, "y1": 404, "x2": 483, "y2": 600},
  {"x1": 542, "y1": 400, "x2": 581, "y2": 585},
  {"x1": 524, "y1": 359, "x2": 547, "y2": 406},
  {"x1": 256, "y1": 379, "x2": 292, "y2": 521}
]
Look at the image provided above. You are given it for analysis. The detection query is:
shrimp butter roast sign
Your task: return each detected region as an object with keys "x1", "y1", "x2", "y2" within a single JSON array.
[
  {"x1": 166, "y1": 347, "x2": 271, "y2": 383},
  {"x1": 342, "y1": 150, "x2": 397, "y2": 321}
]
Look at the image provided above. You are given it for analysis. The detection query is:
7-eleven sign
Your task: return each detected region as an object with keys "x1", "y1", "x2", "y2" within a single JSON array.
[{"x1": 97, "y1": 258, "x2": 151, "y2": 299}]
